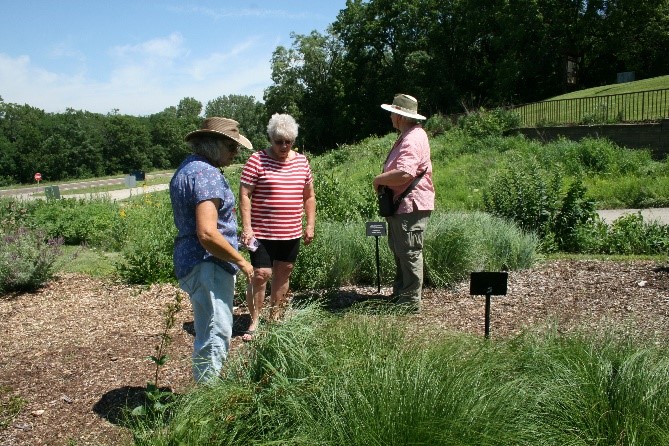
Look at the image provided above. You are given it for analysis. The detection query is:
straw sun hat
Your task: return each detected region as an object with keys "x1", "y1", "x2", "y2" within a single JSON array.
[
  {"x1": 185, "y1": 117, "x2": 253, "y2": 150},
  {"x1": 380, "y1": 94, "x2": 426, "y2": 120}
]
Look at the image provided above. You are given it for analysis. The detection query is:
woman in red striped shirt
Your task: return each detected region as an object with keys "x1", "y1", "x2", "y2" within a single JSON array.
[{"x1": 239, "y1": 113, "x2": 316, "y2": 341}]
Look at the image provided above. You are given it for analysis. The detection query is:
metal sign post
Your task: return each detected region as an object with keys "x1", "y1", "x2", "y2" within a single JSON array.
[
  {"x1": 124, "y1": 175, "x2": 137, "y2": 195},
  {"x1": 365, "y1": 221, "x2": 387, "y2": 293},
  {"x1": 469, "y1": 272, "x2": 508, "y2": 339}
]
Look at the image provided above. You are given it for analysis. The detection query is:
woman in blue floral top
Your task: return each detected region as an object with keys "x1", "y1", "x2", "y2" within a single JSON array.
[{"x1": 169, "y1": 117, "x2": 254, "y2": 383}]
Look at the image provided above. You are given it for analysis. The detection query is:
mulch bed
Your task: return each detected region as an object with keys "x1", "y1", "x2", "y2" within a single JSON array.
[{"x1": 1, "y1": 259, "x2": 668, "y2": 445}]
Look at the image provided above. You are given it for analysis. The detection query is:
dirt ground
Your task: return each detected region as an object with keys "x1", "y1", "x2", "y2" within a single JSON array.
[{"x1": 1, "y1": 259, "x2": 668, "y2": 446}]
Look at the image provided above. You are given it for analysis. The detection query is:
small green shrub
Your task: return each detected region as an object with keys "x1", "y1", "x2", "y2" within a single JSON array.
[
  {"x1": 0, "y1": 198, "x2": 36, "y2": 231},
  {"x1": 552, "y1": 179, "x2": 598, "y2": 253},
  {"x1": 483, "y1": 159, "x2": 562, "y2": 239},
  {"x1": 0, "y1": 227, "x2": 63, "y2": 293},
  {"x1": 458, "y1": 107, "x2": 521, "y2": 138},
  {"x1": 30, "y1": 198, "x2": 126, "y2": 250},
  {"x1": 117, "y1": 192, "x2": 176, "y2": 284},
  {"x1": 564, "y1": 137, "x2": 617, "y2": 174},
  {"x1": 567, "y1": 214, "x2": 669, "y2": 255},
  {"x1": 424, "y1": 113, "x2": 454, "y2": 136},
  {"x1": 312, "y1": 173, "x2": 368, "y2": 223},
  {"x1": 604, "y1": 213, "x2": 669, "y2": 255},
  {"x1": 483, "y1": 159, "x2": 603, "y2": 253}
]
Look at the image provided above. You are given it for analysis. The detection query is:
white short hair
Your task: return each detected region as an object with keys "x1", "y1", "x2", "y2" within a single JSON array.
[{"x1": 267, "y1": 113, "x2": 299, "y2": 141}]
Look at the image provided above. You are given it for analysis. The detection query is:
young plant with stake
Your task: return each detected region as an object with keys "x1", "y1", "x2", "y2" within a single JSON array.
[{"x1": 132, "y1": 291, "x2": 183, "y2": 419}]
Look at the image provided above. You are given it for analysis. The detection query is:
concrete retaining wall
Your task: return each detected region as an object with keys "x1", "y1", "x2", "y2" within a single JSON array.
[{"x1": 511, "y1": 119, "x2": 669, "y2": 159}]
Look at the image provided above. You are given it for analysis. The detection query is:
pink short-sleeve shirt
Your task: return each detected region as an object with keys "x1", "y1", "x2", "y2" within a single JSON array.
[{"x1": 383, "y1": 125, "x2": 435, "y2": 214}]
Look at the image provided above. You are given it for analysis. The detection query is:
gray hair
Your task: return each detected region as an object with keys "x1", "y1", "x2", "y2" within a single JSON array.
[
  {"x1": 267, "y1": 113, "x2": 299, "y2": 141},
  {"x1": 187, "y1": 134, "x2": 227, "y2": 163}
]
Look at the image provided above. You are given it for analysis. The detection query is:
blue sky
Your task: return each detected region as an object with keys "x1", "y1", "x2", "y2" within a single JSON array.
[{"x1": 0, "y1": 1, "x2": 348, "y2": 116}]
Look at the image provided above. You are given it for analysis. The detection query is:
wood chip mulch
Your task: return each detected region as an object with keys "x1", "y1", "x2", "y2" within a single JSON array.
[{"x1": 1, "y1": 259, "x2": 668, "y2": 445}]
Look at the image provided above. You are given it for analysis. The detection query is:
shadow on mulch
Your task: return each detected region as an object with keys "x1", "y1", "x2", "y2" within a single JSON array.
[
  {"x1": 93, "y1": 385, "x2": 175, "y2": 425},
  {"x1": 181, "y1": 314, "x2": 255, "y2": 338},
  {"x1": 293, "y1": 288, "x2": 395, "y2": 314}
]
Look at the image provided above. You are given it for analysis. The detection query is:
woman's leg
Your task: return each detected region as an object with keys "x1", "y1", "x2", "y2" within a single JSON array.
[
  {"x1": 179, "y1": 262, "x2": 235, "y2": 383},
  {"x1": 244, "y1": 267, "x2": 271, "y2": 339},
  {"x1": 269, "y1": 260, "x2": 294, "y2": 321}
]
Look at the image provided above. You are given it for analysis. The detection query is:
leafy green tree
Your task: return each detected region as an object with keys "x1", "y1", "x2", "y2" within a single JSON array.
[
  {"x1": 264, "y1": 31, "x2": 347, "y2": 152},
  {"x1": 149, "y1": 107, "x2": 192, "y2": 167},
  {"x1": 332, "y1": 0, "x2": 436, "y2": 139},
  {"x1": 102, "y1": 113, "x2": 152, "y2": 174},
  {"x1": 0, "y1": 134, "x2": 18, "y2": 186},
  {"x1": 176, "y1": 97, "x2": 202, "y2": 120},
  {"x1": 41, "y1": 109, "x2": 105, "y2": 180},
  {"x1": 205, "y1": 94, "x2": 267, "y2": 151},
  {"x1": 0, "y1": 103, "x2": 47, "y2": 182}
]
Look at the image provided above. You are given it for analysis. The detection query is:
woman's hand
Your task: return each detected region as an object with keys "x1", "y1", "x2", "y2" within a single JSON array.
[
  {"x1": 241, "y1": 230, "x2": 255, "y2": 246},
  {"x1": 237, "y1": 259, "x2": 254, "y2": 281},
  {"x1": 303, "y1": 225, "x2": 315, "y2": 245}
]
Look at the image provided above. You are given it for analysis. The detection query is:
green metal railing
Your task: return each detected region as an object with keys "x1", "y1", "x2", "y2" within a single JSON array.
[{"x1": 514, "y1": 88, "x2": 669, "y2": 127}]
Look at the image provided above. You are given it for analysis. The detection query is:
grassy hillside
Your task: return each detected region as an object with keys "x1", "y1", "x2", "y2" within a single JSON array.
[
  {"x1": 515, "y1": 75, "x2": 669, "y2": 126},
  {"x1": 311, "y1": 130, "x2": 669, "y2": 213},
  {"x1": 549, "y1": 75, "x2": 669, "y2": 101}
]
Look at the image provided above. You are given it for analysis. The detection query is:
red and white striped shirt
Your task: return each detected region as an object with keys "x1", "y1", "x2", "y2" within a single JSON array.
[{"x1": 240, "y1": 150, "x2": 313, "y2": 240}]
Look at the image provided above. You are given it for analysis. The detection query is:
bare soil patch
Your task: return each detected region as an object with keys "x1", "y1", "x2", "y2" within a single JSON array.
[{"x1": 1, "y1": 259, "x2": 668, "y2": 445}]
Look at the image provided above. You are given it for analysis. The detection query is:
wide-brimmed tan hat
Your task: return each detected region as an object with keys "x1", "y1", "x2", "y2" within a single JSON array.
[
  {"x1": 380, "y1": 94, "x2": 426, "y2": 120},
  {"x1": 184, "y1": 117, "x2": 253, "y2": 150}
]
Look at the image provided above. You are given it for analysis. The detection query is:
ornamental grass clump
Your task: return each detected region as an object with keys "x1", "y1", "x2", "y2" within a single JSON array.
[{"x1": 0, "y1": 227, "x2": 63, "y2": 294}]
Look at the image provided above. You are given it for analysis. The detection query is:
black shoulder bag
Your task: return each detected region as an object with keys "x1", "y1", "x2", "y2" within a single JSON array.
[{"x1": 377, "y1": 171, "x2": 425, "y2": 217}]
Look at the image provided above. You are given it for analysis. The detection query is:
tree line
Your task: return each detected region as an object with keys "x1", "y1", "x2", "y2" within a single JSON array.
[{"x1": 1, "y1": 0, "x2": 667, "y2": 185}]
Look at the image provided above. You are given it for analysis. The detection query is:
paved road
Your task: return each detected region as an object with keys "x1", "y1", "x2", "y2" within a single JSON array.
[
  {"x1": 0, "y1": 173, "x2": 172, "y2": 201},
  {"x1": 596, "y1": 208, "x2": 669, "y2": 225}
]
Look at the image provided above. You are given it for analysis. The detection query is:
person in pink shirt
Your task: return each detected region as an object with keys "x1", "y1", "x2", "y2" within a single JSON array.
[
  {"x1": 239, "y1": 113, "x2": 316, "y2": 340},
  {"x1": 373, "y1": 94, "x2": 435, "y2": 312}
]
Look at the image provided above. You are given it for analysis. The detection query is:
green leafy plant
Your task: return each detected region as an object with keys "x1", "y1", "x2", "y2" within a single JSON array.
[
  {"x1": 604, "y1": 213, "x2": 669, "y2": 255},
  {"x1": 552, "y1": 178, "x2": 598, "y2": 253},
  {"x1": 117, "y1": 192, "x2": 176, "y2": 284},
  {"x1": 131, "y1": 291, "x2": 183, "y2": 420},
  {"x1": 28, "y1": 198, "x2": 125, "y2": 250},
  {"x1": 457, "y1": 107, "x2": 521, "y2": 138},
  {"x1": 424, "y1": 112, "x2": 454, "y2": 136},
  {"x1": 482, "y1": 159, "x2": 562, "y2": 239},
  {"x1": 0, "y1": 386, "x2": 25, "y2": 431}
]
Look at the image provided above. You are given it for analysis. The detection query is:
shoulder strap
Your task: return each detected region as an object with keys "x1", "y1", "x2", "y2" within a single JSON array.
[{"x1": 394, "y1": 170, "x2": 426, "y2": 205}]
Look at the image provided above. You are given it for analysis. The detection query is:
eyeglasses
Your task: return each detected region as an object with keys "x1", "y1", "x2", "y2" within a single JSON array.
[{"x1": 273, "y1": 139, "x2": 294, "y2": 146}]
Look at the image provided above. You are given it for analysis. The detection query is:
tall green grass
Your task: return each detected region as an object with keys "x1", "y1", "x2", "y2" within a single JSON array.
[
  {"x1": 291, "y1": 211, "x2": 539, "y2": 290},
  {"x1": 131, "y1": 306, "x2": 669, "y2": 445}
]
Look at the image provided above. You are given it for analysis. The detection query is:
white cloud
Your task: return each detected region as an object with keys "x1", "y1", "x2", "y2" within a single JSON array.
[
  {"x1": 185, "y1": 37, "x2": 259, "y2": 81},
  {"x1": 0, "y1": 30, "x2": 272, "y2": 116},
  {"x1": 110, "y1": 32, "x2": 186, "y2": 60},
  {"x1": 49, "y1": 41, "x2": 86, "y2": 63}
]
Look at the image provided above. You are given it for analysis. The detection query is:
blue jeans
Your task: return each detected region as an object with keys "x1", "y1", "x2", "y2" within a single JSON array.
[{"x1": 178, "y1": 261, "x2": 236, "y2": 383}]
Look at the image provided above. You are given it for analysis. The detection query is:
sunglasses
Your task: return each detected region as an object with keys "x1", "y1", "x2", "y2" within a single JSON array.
[
  {"x1": 273, "y1": 139, "x2": 294, "y2": 146},
  {"x1": 222, "y1": 141, "x2": 240, "y2": 152}
]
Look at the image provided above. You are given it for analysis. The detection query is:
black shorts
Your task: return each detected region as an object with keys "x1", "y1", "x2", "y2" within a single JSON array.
[{"x1": 249, "y1": 238, "x2": 301, "y2": 268}]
